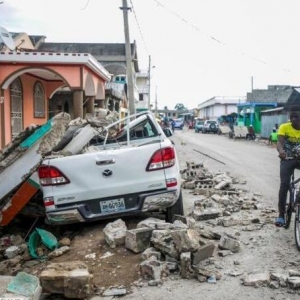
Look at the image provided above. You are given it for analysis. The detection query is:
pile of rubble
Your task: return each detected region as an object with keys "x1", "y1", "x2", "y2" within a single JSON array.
[
  {"x1": 0, "y1": 160, "x2": 300, "y2": 299},
  {"x1": 0, "y1": 109, "x2": 120, "y2": 226}
]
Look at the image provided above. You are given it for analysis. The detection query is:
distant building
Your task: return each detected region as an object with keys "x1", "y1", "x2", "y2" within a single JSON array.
[
  {"x1": 135, "y1": 70, "x2": 150, "y2": 112},
  {"x1": 197, "y1": 96, "x2": 246, "y2": 120},
  {"x1": 238, "y1": 85, "x2": 300, "y2": 134}
]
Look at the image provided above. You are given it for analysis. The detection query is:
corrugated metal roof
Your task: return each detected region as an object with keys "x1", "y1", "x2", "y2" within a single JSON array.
[{"x1": 261, "y1": 107, "x2": 284, "y2": 114}]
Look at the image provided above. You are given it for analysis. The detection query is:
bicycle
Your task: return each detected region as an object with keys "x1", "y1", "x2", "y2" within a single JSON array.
[{"x1": 283, "y1": 158, "x2": 300, "y2": 251}]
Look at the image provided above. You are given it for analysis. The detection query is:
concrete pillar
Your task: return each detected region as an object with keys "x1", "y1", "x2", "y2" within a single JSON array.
[
  {"x1": 73, "y1": 90, "x2": 83, "y2": 119},
  {"x1": 0, "y1": 89, "x2": 5, "y2": 149},
  {"x1": 86, "y1": 96, "x2": 95, "y2": 114},
  {"x1": 97, "y1": 99, "x2": 104, "y2": 109}
]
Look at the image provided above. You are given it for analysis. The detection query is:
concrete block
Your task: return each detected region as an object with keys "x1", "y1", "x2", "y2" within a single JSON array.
[
  {"x1": 180, "y1": 252, "x2": 192, "y2": 279},
  {"x1": 39, "y1": 261, "x2": 91, "y2": 299},
  {"x1": 125, "y1": 227, "x2": 153, "y2": 253},
  {"x1": 192, "y1": 243, "x2": 215, "y2": 265}
]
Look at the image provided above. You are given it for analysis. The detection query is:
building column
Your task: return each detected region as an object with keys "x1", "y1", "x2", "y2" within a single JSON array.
[
  {"x1": 86, "y1": 96, "x2": 95, "y2": 115},
  {"x1": 73, "y1": 90, "x2": 83, "y2": 119},
  {"x1": 0, "y1": 89, "x2": 5, "y2": 149}
]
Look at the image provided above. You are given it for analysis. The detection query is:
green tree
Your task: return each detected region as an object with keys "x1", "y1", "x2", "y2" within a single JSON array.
[{"x1": 174, "y1": 103, "x2": 186, "y2": 110}]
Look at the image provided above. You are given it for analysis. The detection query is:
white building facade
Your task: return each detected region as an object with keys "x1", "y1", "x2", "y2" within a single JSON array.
[
  {"x1": 135, "y1": 70, "x2": 150, "y2": 112},
  {"x1": 197, "y1": 96, "x2": 246, "y2": 120}
]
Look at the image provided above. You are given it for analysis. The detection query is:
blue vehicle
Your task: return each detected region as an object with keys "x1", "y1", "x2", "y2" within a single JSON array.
[{"x1": 174, "y1": 118, "x2": 184, "y2": 130}]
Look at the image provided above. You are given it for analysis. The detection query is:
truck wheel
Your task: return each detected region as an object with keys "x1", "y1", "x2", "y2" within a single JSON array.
[{"x1": 166, "y1": 191, "x2": 184, "y2": 223}]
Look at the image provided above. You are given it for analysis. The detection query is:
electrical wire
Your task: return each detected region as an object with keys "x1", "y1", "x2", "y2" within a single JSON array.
[
  {"x1": 130, "y1": 0, "x2": 149, "y2": 55},
  {"x1": 80, "y1": 0, "x2": 90, "y2": 10},
  {"x1": 152, "y1": 0, "x2": 291, "y2": 73}
]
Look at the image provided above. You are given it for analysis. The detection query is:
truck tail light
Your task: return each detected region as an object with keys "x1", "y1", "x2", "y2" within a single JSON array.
[
  {"x1": 44, "y1": 197, "x2": 55, "y2": 207},
  {"x1": 166, "y1": 178, "x2": 177, "y2": 187},
  {"x1": 146, "y1": 147, "x2": 175, "y2": 171},
  {"x1": 38, "y1": 165, "x2": 70, "y2": 186}
]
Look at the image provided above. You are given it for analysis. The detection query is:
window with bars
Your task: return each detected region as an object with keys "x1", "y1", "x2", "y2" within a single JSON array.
[{"x1": 34, "y1": 82, "x2": 45, "y2": 118}]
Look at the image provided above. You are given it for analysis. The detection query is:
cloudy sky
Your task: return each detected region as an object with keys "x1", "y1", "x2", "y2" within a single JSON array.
[{"x1": 1, "y1": 0, "x2": 300, "y2": 109}]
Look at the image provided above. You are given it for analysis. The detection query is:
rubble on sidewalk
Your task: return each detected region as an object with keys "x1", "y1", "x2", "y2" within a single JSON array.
[
  {"x1": 39, "y1": 261, "x2": 92, "y2": 299},
  {"x1": 0, "y1": 272, "x2": 42, "y2": 300},
  {"x1": 0, "y1": 152, "x2": 294, "y2": 297}
]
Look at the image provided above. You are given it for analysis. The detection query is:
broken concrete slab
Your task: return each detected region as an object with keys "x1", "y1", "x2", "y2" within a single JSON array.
[
  {"x1": 180, "y1": 252, "x2": 193, "y2": 279},
  {"x1": 192, "y1": 243, "x2": 215, "y2": 265},
  {"x1": 242, "y1": 273, "x2": 270, "y2": 287},
  {"x1": 192, "y1": 208, "x2": 222, "y2": 221},
  {"x1": 151, "y1": 230, "x2": 179, "y2": 259},
  {"x1": 103, "y1": 219, "x2": 127, "y2": 248},
  {"x1": 218, "y1": 234, "x2": 240, "y2": 253},
  {"x1": 1, "y1": 272, "x2": 42, "y2": 300},
  {"x1": 39, "y1": 261, "x2": 91, "y2": 299},
  {"x1": 142, "y1": 247, "x2": 161, "y2": 260},
  {"x1": 140, "y1": 257, "x2": 169, "y2": 281},
  {"x1": 287, "y1": 277, "x2": 300, "y2": 289},
  {"x1": 171, "y1": 229, "x2": 200, "y2": 253},
  {"x1": 137, "y1": 217, "x2": 171, "y2": 230},
  {"x1": 102, "y1": 287, "x2": 127, "y2": 296}
]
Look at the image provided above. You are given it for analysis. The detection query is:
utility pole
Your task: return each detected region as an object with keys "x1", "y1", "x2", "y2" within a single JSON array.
[
  {"x1": 155, "y1": 85, "x2": 158, "y2": 117},
  {"x1": 148, "y1": 55, "x2": 151, "y2": 110},
  {"x1": 120, "y1": 0, "x2": 135, "y2": 115}
]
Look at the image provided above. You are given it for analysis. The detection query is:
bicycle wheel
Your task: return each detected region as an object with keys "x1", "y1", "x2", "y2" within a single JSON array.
[
  {"x1": 294, "y1": 205, "x2": 300, "y2": 250},
  {"x1": 284, "y1": 188, "x2": 293, "y2": 229}
]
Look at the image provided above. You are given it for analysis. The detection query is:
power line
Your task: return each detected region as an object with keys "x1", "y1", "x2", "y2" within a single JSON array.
[
  {"x1": 130, "y1": 0, "x2": 149, "y2": 55},
  {"x1": 80, "y1": 0, "x2": 90, "y2": 10},
  {"x1": 153, "y1": 0, "x2": 291, "y2": 74}
]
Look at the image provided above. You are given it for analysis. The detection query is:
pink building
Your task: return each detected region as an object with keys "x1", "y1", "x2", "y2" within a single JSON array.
[{"x1": 0, "y1": 51, "x2": 110, "y2": 148}]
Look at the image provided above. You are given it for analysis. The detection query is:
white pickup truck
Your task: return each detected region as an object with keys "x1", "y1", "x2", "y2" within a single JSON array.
[{"x1": 37, "y1": 112, "x2": 183, "y2": 225}]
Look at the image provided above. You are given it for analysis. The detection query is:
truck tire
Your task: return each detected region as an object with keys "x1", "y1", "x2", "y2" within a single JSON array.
[{"x1": 166, "y1": 191, "x2": 184, "y2": 223}]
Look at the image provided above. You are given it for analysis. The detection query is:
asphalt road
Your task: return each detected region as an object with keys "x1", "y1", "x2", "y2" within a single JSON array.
[
  {"x1": 173, "y1": 128, "x2": 280, "y2": 206},
  {"x1": 122, "y1": 128, "x2": 300, "y2": 300}
]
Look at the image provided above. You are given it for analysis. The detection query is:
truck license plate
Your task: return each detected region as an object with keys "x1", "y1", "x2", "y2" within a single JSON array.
[{"x1": 100, "y1": 198, "x2": 125, "y2": 213}]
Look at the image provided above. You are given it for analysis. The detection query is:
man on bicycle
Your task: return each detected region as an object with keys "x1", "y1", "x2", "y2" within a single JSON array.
[{"x1": 275, "y1": 106, "x2": 300, "y2": 227}]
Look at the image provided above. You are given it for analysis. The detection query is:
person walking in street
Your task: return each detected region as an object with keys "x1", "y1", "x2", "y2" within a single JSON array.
[
  {"x1": 171, "y1": 119, "x2": 175, "y2": 132},
  {"x1": 246, "y1": 125, "x2": 256, "y2": 140},
  {"x1": 269, "y1": 128, "x2": 278, "y2": 145},
  {"x1": 275, "y1": 106, "x2": 300, "y2": 227}
]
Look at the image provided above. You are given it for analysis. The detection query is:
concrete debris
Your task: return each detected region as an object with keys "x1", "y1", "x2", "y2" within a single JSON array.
[
  {"x1": 0, "y1": 152, "x2": 288, "y2": 297},
  {"x1": 39, "y1": 261, "x2": 92, "y2": 299},
  {"x1": 125, "y1": 227, "x2": 154, "y2": 253},
  {"x1": 151, "y1": 230, "x2": 179, "y2": 259},
  {"x1": 1, "y1": 272, "x2": 42, "y2": 300},
  {"x1": 192, "y1": 243, "x2": 215, "y2": 265},
  {"x1": 103, "y1": 219, "x2": 127, "y2": 248},
  {"x1": 48, "y1": 246, "x2": 70, "y2": 258},
  {"x1": 102, "y1": 286, "x2": 127, "y2": 297},
  {"x1": 0, "y1": 109, "x2": 121, "y2": 227},
  {"x1": 4, "y1": 245, "x2": 20, "y2": 259},
  {"x1": 242, "y1": 273, "x2": 270, "y2": 287},
  {"x1": 218, "y1": 234, "x2": 241, "y2": 253},
  {"x1": 100, "y1": 251, "x2": 114, "y2": 259},
  {"x1": 218, "y1": 250, "x2": 233, "y2": 257},
  {"x1": 137, "y1": 217, "x2": 172, "y2": 230},
  {"x1": 180, "y1": 252, "x2": 193, "y2": 279},
  {"x1": 171, "y1": 229, "x2": 200, "y2": 253},
  {"x1": 140, "y1": 256, "x2": 169, "y2": 281},
  {"x1": 287, "y1": 277, "x2": 300, "y2": 289},
  {"x1": 142, "y1": 247, "x2": 162, "y2": 260}
]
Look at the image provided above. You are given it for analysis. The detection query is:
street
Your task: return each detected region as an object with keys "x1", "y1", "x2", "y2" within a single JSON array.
[{"x1": 123, "y1": 128, "x2": 300, "y2": 300}]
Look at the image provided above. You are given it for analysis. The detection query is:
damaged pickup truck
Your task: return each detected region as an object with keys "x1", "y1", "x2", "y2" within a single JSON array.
[{"x1": 38, "y1": 112, "x2": 183, "y2": 225}]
